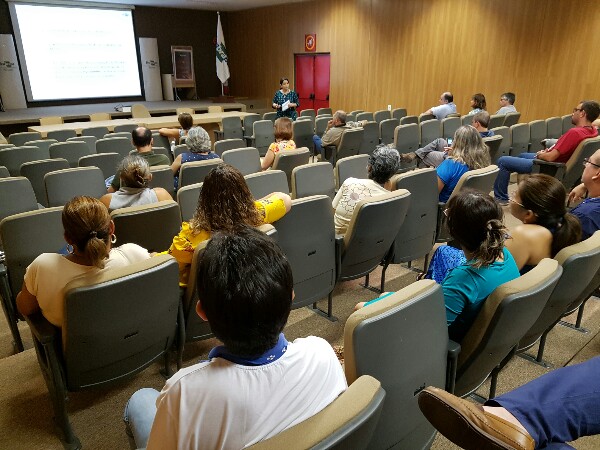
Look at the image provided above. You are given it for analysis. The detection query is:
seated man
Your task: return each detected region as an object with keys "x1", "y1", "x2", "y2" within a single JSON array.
[
  {"x1": 494, "y1": 100, "x2": 600, "y2": 204},
  {"x1": 123, "y1": 227, "x2": 347, "y2": 449},
  {"x1": 402, "y1": 111, "x2": 494, "y2": 168},
  {"x1": 568, "y1": 148, "x2": 600, "y2": 240},
  {"x1": 312, "y1": 110, "x2": 365, "y2": 160},
  {"x1": 423, "y1": 91, "x2": 457, "y2": 120},
  {"x1": 418, "y1": 356, "x2": 600, "y2": 450},
  {"x1": 495, "y1": 92, "x2": 517, "y2": 115}
]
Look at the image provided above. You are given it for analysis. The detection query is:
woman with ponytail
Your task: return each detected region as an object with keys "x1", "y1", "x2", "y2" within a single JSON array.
[
  {"x1": 100, "y1": 155, "x2": 172, "y2": 212},
  {"x1": 17, "y1": 196, "x2": 150, "y2": 329}
]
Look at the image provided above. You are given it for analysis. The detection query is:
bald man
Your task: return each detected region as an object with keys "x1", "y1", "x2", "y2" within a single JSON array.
[{"x1": 423, "y1": 92, "x2": 457, "y2": 120}]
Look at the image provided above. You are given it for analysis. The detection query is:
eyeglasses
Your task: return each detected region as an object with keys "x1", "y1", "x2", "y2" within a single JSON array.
[
  {"x1": 500, "y1": 97, "x2": 508, "y2": 101},
  {"x1": 573, "y1": 108, "x2": 583, "y2": 113},
  {"x1": 583, "y1": 158, "x2": 600, "y2": 169},
  {"x1": 509, "y1": 193, "x2": 526, "y2": 209},
  {"x1": 443, "y1": 208, "x2": 450, "y2": 217}
]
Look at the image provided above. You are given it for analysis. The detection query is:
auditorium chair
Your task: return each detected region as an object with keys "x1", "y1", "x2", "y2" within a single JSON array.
[
  {"x1": 489, "y1": 126, "x2": 511, "y2": 160},
  {"x1": 262, "y1": 111, "x2": 277, "y2": 123},
  {"x1": 358, "y1": 121, "x2": 379, "y2": 156},
  {"x1": 483, "y1": 135, "x2": 504, "y2": 164},
  {"x1": 335, "y1": 154, "x2": 369, "y2": 189},
  {"x1": 44, "y1": 167, "x2": 106, "y2": 207},
  {"x1": 509, "y1": 123, "x2": 530, "y2": 155},
  {"x1": 391, "y1": 108, "x2": 407, "y2": 120},
  {"x1": 49, "y1": 141, "x2": 94, "y2": 168},
  {"x1": 113, "y1": 123, "x2": 137, "y2": 133},
  {"x1": 179, "y1": 159, "x2": 223, "y2": 188},
  {"x1": 442, "y1": 116, "x2": 461, "y2": 140},
  {"x1": 528, "y1": 120, "x2": 546, "y2": 152},
  {"x1": 419, "y1": 119, "x2": 442, "y2": 147},
  {"x1": 66, "y1": 136, "x2": 97, "y2": 153},
  {"x1": 379, "y1": 118, "x2": 399, "y2": 145},
  {"x1": 78, "y1": 153, "x2": 120, "y2": 180},
  {"x1": 47, "y1": 129, "x2": 77, "y2": 142},
  {"x1": 81, "y1": 126, "x2": 109, "y2": 139},
  {"x1": 221, "y1": 147, "x2": 261, "y2": 175},
  {"x1": 291, "y1": 162, "x2": 335, "y2": 200},
  {"x1": 246, "y1": 120, "x2": 275, "y2": 156},
  {"x1": 325, "y1": 128, "x2": 363, "y2": 165},
  {"x1": 96, "y1": 137, "x2": 134, "y2": 160},
  {"x1": 176, "y1": 182, "x2": 202, "y2": 222},
  {"x1": 20, "y1": 158, "x2": 70, "y2": 206},
  {"x1": 399, "y1": 115, "x2": 419, "y2": 125},
  {"x1": 23, "y1": 139, "x2": 58, "y2": 153},
  {"x1": 356, "y1": 112, "x2": 374, "y2": 122},
  {"x1": 503, "y1": 112, "x2": 521, "y2": 127},
  {"x1": 292, "y1": 119, "x2": 314, "y2": 151},
  {"x1": 213, "y1": 116, "x2": 243, "y2": 141},
  {"x1": 8, "y1": 132, "x2": 42, "y2": 146},
  {"x1": 271, "y1": 147, "x2": 311, "y2": 186},
  {"x1": 214, "y1": 138, "x2": 246, "y2": 157},
  {"x1": 546, "y1": 116, "x2": 562, "y2": 140},
  {"x1": 373, "y1": 109, "x2": 390, "y2": 124},
  {"x1": 0, "y1": 146, "x2": 50, "y2": 176},
  {"x1": 244, "y1": 170, "x2": 289, "y2": 199},
  {"x1": 317, "y1": 107, "x2": 333, "y2": 116}
]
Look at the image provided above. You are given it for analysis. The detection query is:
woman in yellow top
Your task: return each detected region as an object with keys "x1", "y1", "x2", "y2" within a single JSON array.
[
  {"x1": 261, "y1": 117, "x2": 296, "y2": 170},
  {"x1": 165, "y1": 163, "x2": 291, "y2": 286}
]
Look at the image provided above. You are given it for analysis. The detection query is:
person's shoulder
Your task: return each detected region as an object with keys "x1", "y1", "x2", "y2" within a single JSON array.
[
  {"x1": 161, "y1": 359, "x2": 214, "y2": 391},
  {"x1": 208, "y1": 152, "x2": 220, "y2": 159},
  {"x1": 31, "y1": 253, "x2": 63, "y2": 266},
  {"x1": 289, "y1": 336, "x2": 338, "y2": 360}
]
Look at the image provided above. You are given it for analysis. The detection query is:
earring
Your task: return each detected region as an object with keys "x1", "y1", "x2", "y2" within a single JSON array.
[
  {"x1": 111, "y1": 234, "x2": 117, "y2": 244},
  {"x1": 66, "y1": 244, "x2": 74, "y2": 254}
]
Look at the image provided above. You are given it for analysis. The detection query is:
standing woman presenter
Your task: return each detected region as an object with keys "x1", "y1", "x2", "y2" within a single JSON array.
[{"x1": 272, "y1": 77, "x2": 299, "y2": 121}]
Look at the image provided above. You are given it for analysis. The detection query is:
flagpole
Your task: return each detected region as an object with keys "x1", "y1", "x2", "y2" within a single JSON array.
[{"x1": 218, "y1": 11, "x2": 224, "y2": 97}]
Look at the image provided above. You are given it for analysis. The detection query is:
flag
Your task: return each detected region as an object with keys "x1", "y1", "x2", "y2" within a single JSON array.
[{"x1": 216, "y1": 12, "x2": 230, "y2": 84}]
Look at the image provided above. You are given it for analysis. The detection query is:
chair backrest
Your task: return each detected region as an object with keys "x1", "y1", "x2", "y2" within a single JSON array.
[
  {"x1": 315, "y1": 116, "x2": 331, "y2": 137},
  {"x1": 503, "y1": 112, "x2": 521, "y2": 127},
  {"x1": 483, "y1": 135, "x2": 504, "y2": 164},
  {"x1": 39, "y1": 116, "x2": 63, "y2": 126},
  {"x1": 562, "y1": 114, "x2": 575, "y2": 135},
  {"x1": 561, "y1": 136, "x2": 600, "y2": 189},
  {"x1": 0, "y1": 177, "x2": 39, "y2": 224},
  {"x1": 44, "y1": 167, "x2": 106, "y2": 207},
  {"x1": 78, "y1": 152, "x2": 120, "y2": 180},
  {"x1": 252, "y1": 120, "x2": 276, "y2": 156},
  {"x1": 300, "y1": 109, "x2": 316, "y2": 118},
  {"x1": 271, "y1": 148, "x2": 311, "y2": 186},
  {"x1": 394, "y1": 123, "x2": 419, "y2": 153},
  {"x1": 273, "y1": 195, "x2": 336, "y2": 309},
  {"x1": 49, "y1": 141, "x2": 94, "y2": 168},
  {"x1": 340, "y1": 190, "x2": 411, "y2": 281},
  {"x1": 82, "y1": 126, "x2": 110, "y2": 139},
  {"x1": 47, "y1": 129, "x2": 77, "y2": 142},
  {"x1": 455, "y1": 259, "x2": 562, "y2": 397},
  {"x1": 356, "y1": 112, "x2": 374, "y2": 122},
  {"x1": 509, "y1": 123, "x2": 531, "y2": 155},
  {"x1": 0, "y1": 207, "x2": 65, "y2": 300},
  {"x1": 292, "y1": 119, "x2": 314, "y2": 151},
  {"x1": 177, "y1": 182, "x2": 202, "y2": 222},
  {"x1": 391, "y1": 108, "x2": 407, "y2": 120},
  {"x1": 20, "y1": 158, "x2": 70, "y2": 206},
  {"x1": 528, "y1": 120, "x2": 546, "y2": 152},
  {"x1": 400, "y1": 115, "x2": 418, "y2": 125},
  {"x1": 150, "y1": 146, "x2": 172, "y2": 162},
  {"x1": 151, "y1": 132, "x2": 171, "y2": 153},
  {"x1": 419, "y1": 119, "x2": 442, "y2": 146},
  {"x1": 461, "y1": 114, "x2": 473, "y2": 126},
  {"x1": 244, "y1": 170, "x2": 289, "y2": 199},
  {"x1": 335, "y1": 154, "x2": 369, "y2": 189},
  {"x1": 89, "y1": 112, "x2": 110, "y2": 121},
  {"x1": 389, "y1": 168, "x2": 438, "y2": 263},
  {"x1": 104, "y1": 131, "x2": 132, "y2": 139},
  {"x1": 242, "y1": 113, "x2": 261, "y2": 136},
  {"x1": 358, "y1": 122, "x2": 379, "y2": 156},
  {"x1": 373, "y1": 110, "x2": 390, "y2": 124},
  {"x1": 131, "y1": 104, "x2": 151, "y2": 118},
  {"x1": 317, "y1": 107, "x2": 333, "y2": 116},
  {"x1": 8, "y1": 132, "x2": 42, "y2": 147},
  {"x1": 96, "y1": 137, "x2": 134, "y2": 160},
  {"x1": 291, "y1": 162, "x2": 335, "y2": 200},
  {"x1": 110, "y1": 200, "x2": 181, "y2": 252},
  {"x1": 179, "y1": 159, "x2": 223, "y2": 188},
  {"x1": 442, "y1": 117, "x2": 461, "y2": 140},
  {"x1": 24, "y1": 139, "x2": 59, "y2": 153},
  {"x1": 379, "y1": 118, "x2": 399, "y2": 145},
  {"x1": 67, "y1": 136, "x2": 97, "y2": 153},
  {"x1": 148, "y1": 165, "x2": 175, "y2": 199},
  {"x1": 545, "y1": 116, "x2": 562, "y2": 140},
  {"x1": 221, "y1": 147, "x2": 261, "y2": 175},
  {"x1": 488, "y1": 114, "x2": 505, "y2": 130},
  {"x1": 173, "y1": 144, "x2": 189, "y2": 158},
  {"x1": 335, "y1": 128, "x2": 364, "y2": 162},
  {"x1": 249, "y1": 375, "x2": 385, "y2": 450},
  {"x1": 63, "y1": 255, "x2": 179, "y2": 390},
  {"x1": 0, "y1": 146, "x2": 50, "y2": 176},
  {"x1": 219, "y1": 116, "x2": 244, "y2": 140},
  {"x1": 419, "y1": 113, "x2": 436, "y2": 123},
  {"x1": 344, "y1": 280, "x2": 447, "y2": 449},
  {"x1": 114, "y1": 123, "x2": 138, "y2": 133},
  {"x1": 0, "y1": 166, "x2": 9, "y2": 178},
  {"x1": 214, "y1": 138, "x2": 246, "y2": 157},
  {"x1": 489, "y1": 126, "x2": 510, "y2": 159},
  {"x1": 262, "y1": 111, "x2": 277, "y2": 123},
  {"x1": 448, "y1": 165, "x2": 499, "y2": 201}
]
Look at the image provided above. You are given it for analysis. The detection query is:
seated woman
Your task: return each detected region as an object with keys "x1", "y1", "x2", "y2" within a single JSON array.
[
  {"x1": 158, "y1": 112, "x2": 193, "y2": 142},
  {"x1": 333, "y1": 146, "x2": 399, "y2": 234},
  {"x1": 261, "y1": 117, "x2": 296, "y2": 170},
  {"x1": 437, "y1": 125, "x2": 491, "y2": 203},
  {"x1": 164, "y1": 163, "x2": 291, "y2": 287},
  {"x1": 171, "y1": 126, "x2": 219, "y2": 189},
  {"x1": 16, "y1": 196, "x2": 151, "y2": 329},
  {"x1": 427, "y1": 173, "x2": 582, "y2": 283},
  {"x1": 100, "y1": 155, "x2": 172, "y2": 212},
  {"x1": 467, "y1": 93, "x2": 487, "y2": 115},
  {"x1": 357, "y1": 190, "x2": 520, "y2": 343}
]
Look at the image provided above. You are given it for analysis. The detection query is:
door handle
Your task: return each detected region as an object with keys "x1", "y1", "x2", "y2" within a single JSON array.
[
  {"x1": 326, "y1": 94, "x2": 329, "y2": 101},
  {"x1": 310, "y1": 93, "x2": 315, "y2": 100}
]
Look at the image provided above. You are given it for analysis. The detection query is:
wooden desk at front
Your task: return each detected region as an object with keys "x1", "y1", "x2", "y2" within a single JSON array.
[{"x1": 28, "y1": 119, "x2": 139, "y2": 138}]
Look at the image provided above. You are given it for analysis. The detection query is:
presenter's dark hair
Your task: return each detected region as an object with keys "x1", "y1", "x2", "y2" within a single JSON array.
[
  {"x1": 197, "y1": 227, "x2": 293, "y2": 356},
  {"x1": 279, "y1": 77, "x2": 289, "y2": 85},
  {"x1": 131, "y1": 127, "x2": 152, "y2": 147}
]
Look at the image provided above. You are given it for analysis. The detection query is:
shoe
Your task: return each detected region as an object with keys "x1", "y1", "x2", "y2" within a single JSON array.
[
  {"x1": 418, "y1": 387, "x2": 534, "y2": 450},
  {"x1": 495, "y1": 198, "x2": 509, "y2": 206},
  {"x1": 400, "y1": 152, "x2": 417, "y2": 163}
]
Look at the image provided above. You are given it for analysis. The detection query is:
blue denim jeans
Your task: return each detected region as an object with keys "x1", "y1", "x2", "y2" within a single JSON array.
[
  {"x1": 493, "y1": 153, "x2": 537, "y2": 201},
  {"x1": 312, "y1": 135, "x2": 323, "y2": 157},
  {"x1": 123, "y1": 388, "x2": 160, "y2": 449}
]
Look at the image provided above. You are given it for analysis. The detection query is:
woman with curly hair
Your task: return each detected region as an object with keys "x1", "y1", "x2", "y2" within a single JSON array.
[
  {"x1": 467, "y1": 93, "x2": 487, "y2": 115},
  {"x1": 164, "y1": 163, "x2": 291, "y2": 286}
]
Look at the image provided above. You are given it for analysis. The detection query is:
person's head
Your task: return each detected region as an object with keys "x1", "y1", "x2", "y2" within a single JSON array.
[
  {"x1": 471, "y1": 93, "x2": 486, "y2": 111},
  {"x1": 190, "y1": 163, "x2": 262, "y2": 234},
  {"x1": 581, "y1": 149, "x2": 600, "y2": 196},
  {"x1": 572, "y1": 100, "x2": 600, "y2": 126},
  {"x1": 500, "y1": 92, "x2": 515, "y2": 106},
  {"x1": 273, "y1": 117, "x2": 293, "y2": 141},
  {"x1": 511, "y1": 174, "x2": 581, "y2": 256},
  {"x1": 178, "y1": 112, "x2": 193, "y2": 131},
  {"x1": 131, "y1": 127, "x2": 152, "y2": 148},
  {"x1": 449, "y1": 125, "x2": 491, "y2": 170},
  {"x1": 196, "y1": 227, "x2": 294, "y2": 357},
  {"x1": 118, "y1": 155, "x2": 151, "y2": 189},
  {"x1": 62, "y1": 196, "x2": 114, "y2": 269},
  {"x1": 440, "y1": 92, "x2": 453, "y2": 104},
  {"x1": 279, "y1": 77, "x2": 290, "y2": 90},
  {"x1": 446, "y1": 190, "x2": 506, "y2": 268},
  {"x1": 186, "y1": 126, "x2": 212, "y2": 153},
  {"x1": 333, "y1": 110, "x2": 347, "y2": 126},
  {"x1": 472, "y1": 111, "x2": 490, "y2": 130},
  {"x1": 368, "y1": 146, "x2": 400, "y2": 185}
]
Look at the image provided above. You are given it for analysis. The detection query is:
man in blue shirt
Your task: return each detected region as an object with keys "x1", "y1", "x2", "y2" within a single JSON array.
[
  {"x1": 568, "y1": 148, "x2": 600, "y2": 240},
  {"x1": 423, "y1": 91, "x2": 457, "y2": 120}
]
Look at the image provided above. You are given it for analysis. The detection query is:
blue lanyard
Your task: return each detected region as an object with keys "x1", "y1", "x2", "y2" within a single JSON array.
[{"x1": 208, "y1": 333, "x2": 289, "y2": 366}]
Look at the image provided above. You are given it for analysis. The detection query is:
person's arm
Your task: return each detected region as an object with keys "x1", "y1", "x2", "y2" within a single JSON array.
[
  {"x1": 423, "y1": 108, "x2": 434, "y2": 115},
  {"x1": 171, "y1": 154, "x2": 183, "y2": 174},
  {"x1": 16, "y1": 282, "x2": 40, "y2": 317},
  {"x1": 535, "y1": 147, "x2": 560, "y2": 162},
  {"x1": 260, "y1": 192, "x2": 292, "y2": 213},
  {"x1": 272, "y1": 92, "x2": 280, "y2": 110},
  {"x1": 99, "y1": 193, "x2": 112, "y2": 210},
  {"x1": 320, "y1": 126, "x2": 339, "y2": 147},
  {"x1": 568, "y1": 183, "x2": 587, "y2": 204},
  {"x1": 108, "y1": 170, "x2": 121, "y2": 193},
  {"x1": 437, "y1": 176, "x2": 445, "y2": 193},
  {"x1": 289, "y1": 92, "x2": 299, "y2": 109},
  {"x1": 153, "y1": 188, "x2": 173, "y2": 201},
  {"x1": 261, "y1": 149, "x2": 276, "y2": 170},
  {"x1": 158, "y1": 128, "x2": 180, "y2": 139}
]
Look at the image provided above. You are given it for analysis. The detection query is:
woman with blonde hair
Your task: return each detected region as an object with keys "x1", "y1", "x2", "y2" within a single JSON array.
[
  {"x1": 261, "y1": 117, "x2": 296, "y2": 170},
  {"x1": 100, "y1": 155, "x2": 172, "y2": 212},
  {"x1": 16, "y1": 196, "x2": 150, "y2": 328}
]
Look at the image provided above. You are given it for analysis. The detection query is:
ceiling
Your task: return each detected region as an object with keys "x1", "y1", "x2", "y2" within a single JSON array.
[{"x1": 77, "y1": 0, "x2": 313, "y2": 11}]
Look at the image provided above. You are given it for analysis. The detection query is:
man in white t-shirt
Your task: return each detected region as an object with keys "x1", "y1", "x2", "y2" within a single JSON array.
[
  {"x1": 124, "y1": 227, "x2": 347, "y2": 450},
  {"x1": 423, "y1": 92, "x2": 457, "y2": 120}
]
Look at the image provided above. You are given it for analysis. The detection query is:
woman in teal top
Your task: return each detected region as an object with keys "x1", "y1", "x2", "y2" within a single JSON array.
[{"x1": 272, "y1": 77, "x2": 299, "y2": 120}]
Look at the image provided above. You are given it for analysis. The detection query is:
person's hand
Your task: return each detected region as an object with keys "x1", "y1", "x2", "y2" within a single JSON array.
[
  {"x1": 443, "y1": 146, "x2": 452, "y2": 154},
  {"x1": 568, "y1": 183, "x2": 587, "y2": 204},
  {"x1": 289, "y1": 103, "x2": 297, "y2": 108},
  {"x1": 327, "y1": 119, "x2": 334, "y2": 127},
  {"x1": 272, "y1": 103, "x2": 279, "y2": 109}
]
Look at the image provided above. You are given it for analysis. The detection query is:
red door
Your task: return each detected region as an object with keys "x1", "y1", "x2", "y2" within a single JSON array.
[{"x1": 295, "y1": 54, "x2": 330, "y2": 113}]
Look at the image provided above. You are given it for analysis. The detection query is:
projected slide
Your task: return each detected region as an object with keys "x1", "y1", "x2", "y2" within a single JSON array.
[{"x1": 11, "y1": 3, "x2": 142, "y2": 101}]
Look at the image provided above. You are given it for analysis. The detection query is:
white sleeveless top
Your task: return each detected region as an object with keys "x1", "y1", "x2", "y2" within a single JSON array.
[{"x1": 108, "y1": 186, "x2": 158, "y2": 212}]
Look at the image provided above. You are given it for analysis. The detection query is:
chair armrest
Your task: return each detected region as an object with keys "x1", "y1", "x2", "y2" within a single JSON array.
[
  {"x1": 324, "y1": 145, "x2": 335, "y2": 162},
  {"x1": 334, "y1": 234, "x2": 344, "y2": 281},
  {"x1": 531, "y1": 159, "x2": 565, "y2": 168},
  {"x1": 531, "y1": 159, "x2": 566, "y2": 179},
  {"x1": 446, "y1": 340, "x2": 461, "y2": 394},
  {"x1": 244, "y1": 136, "x2": 255, "y2": 147},
  {"x1": 25, "y1": 311, "x2": 59, "y2": 345}
]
